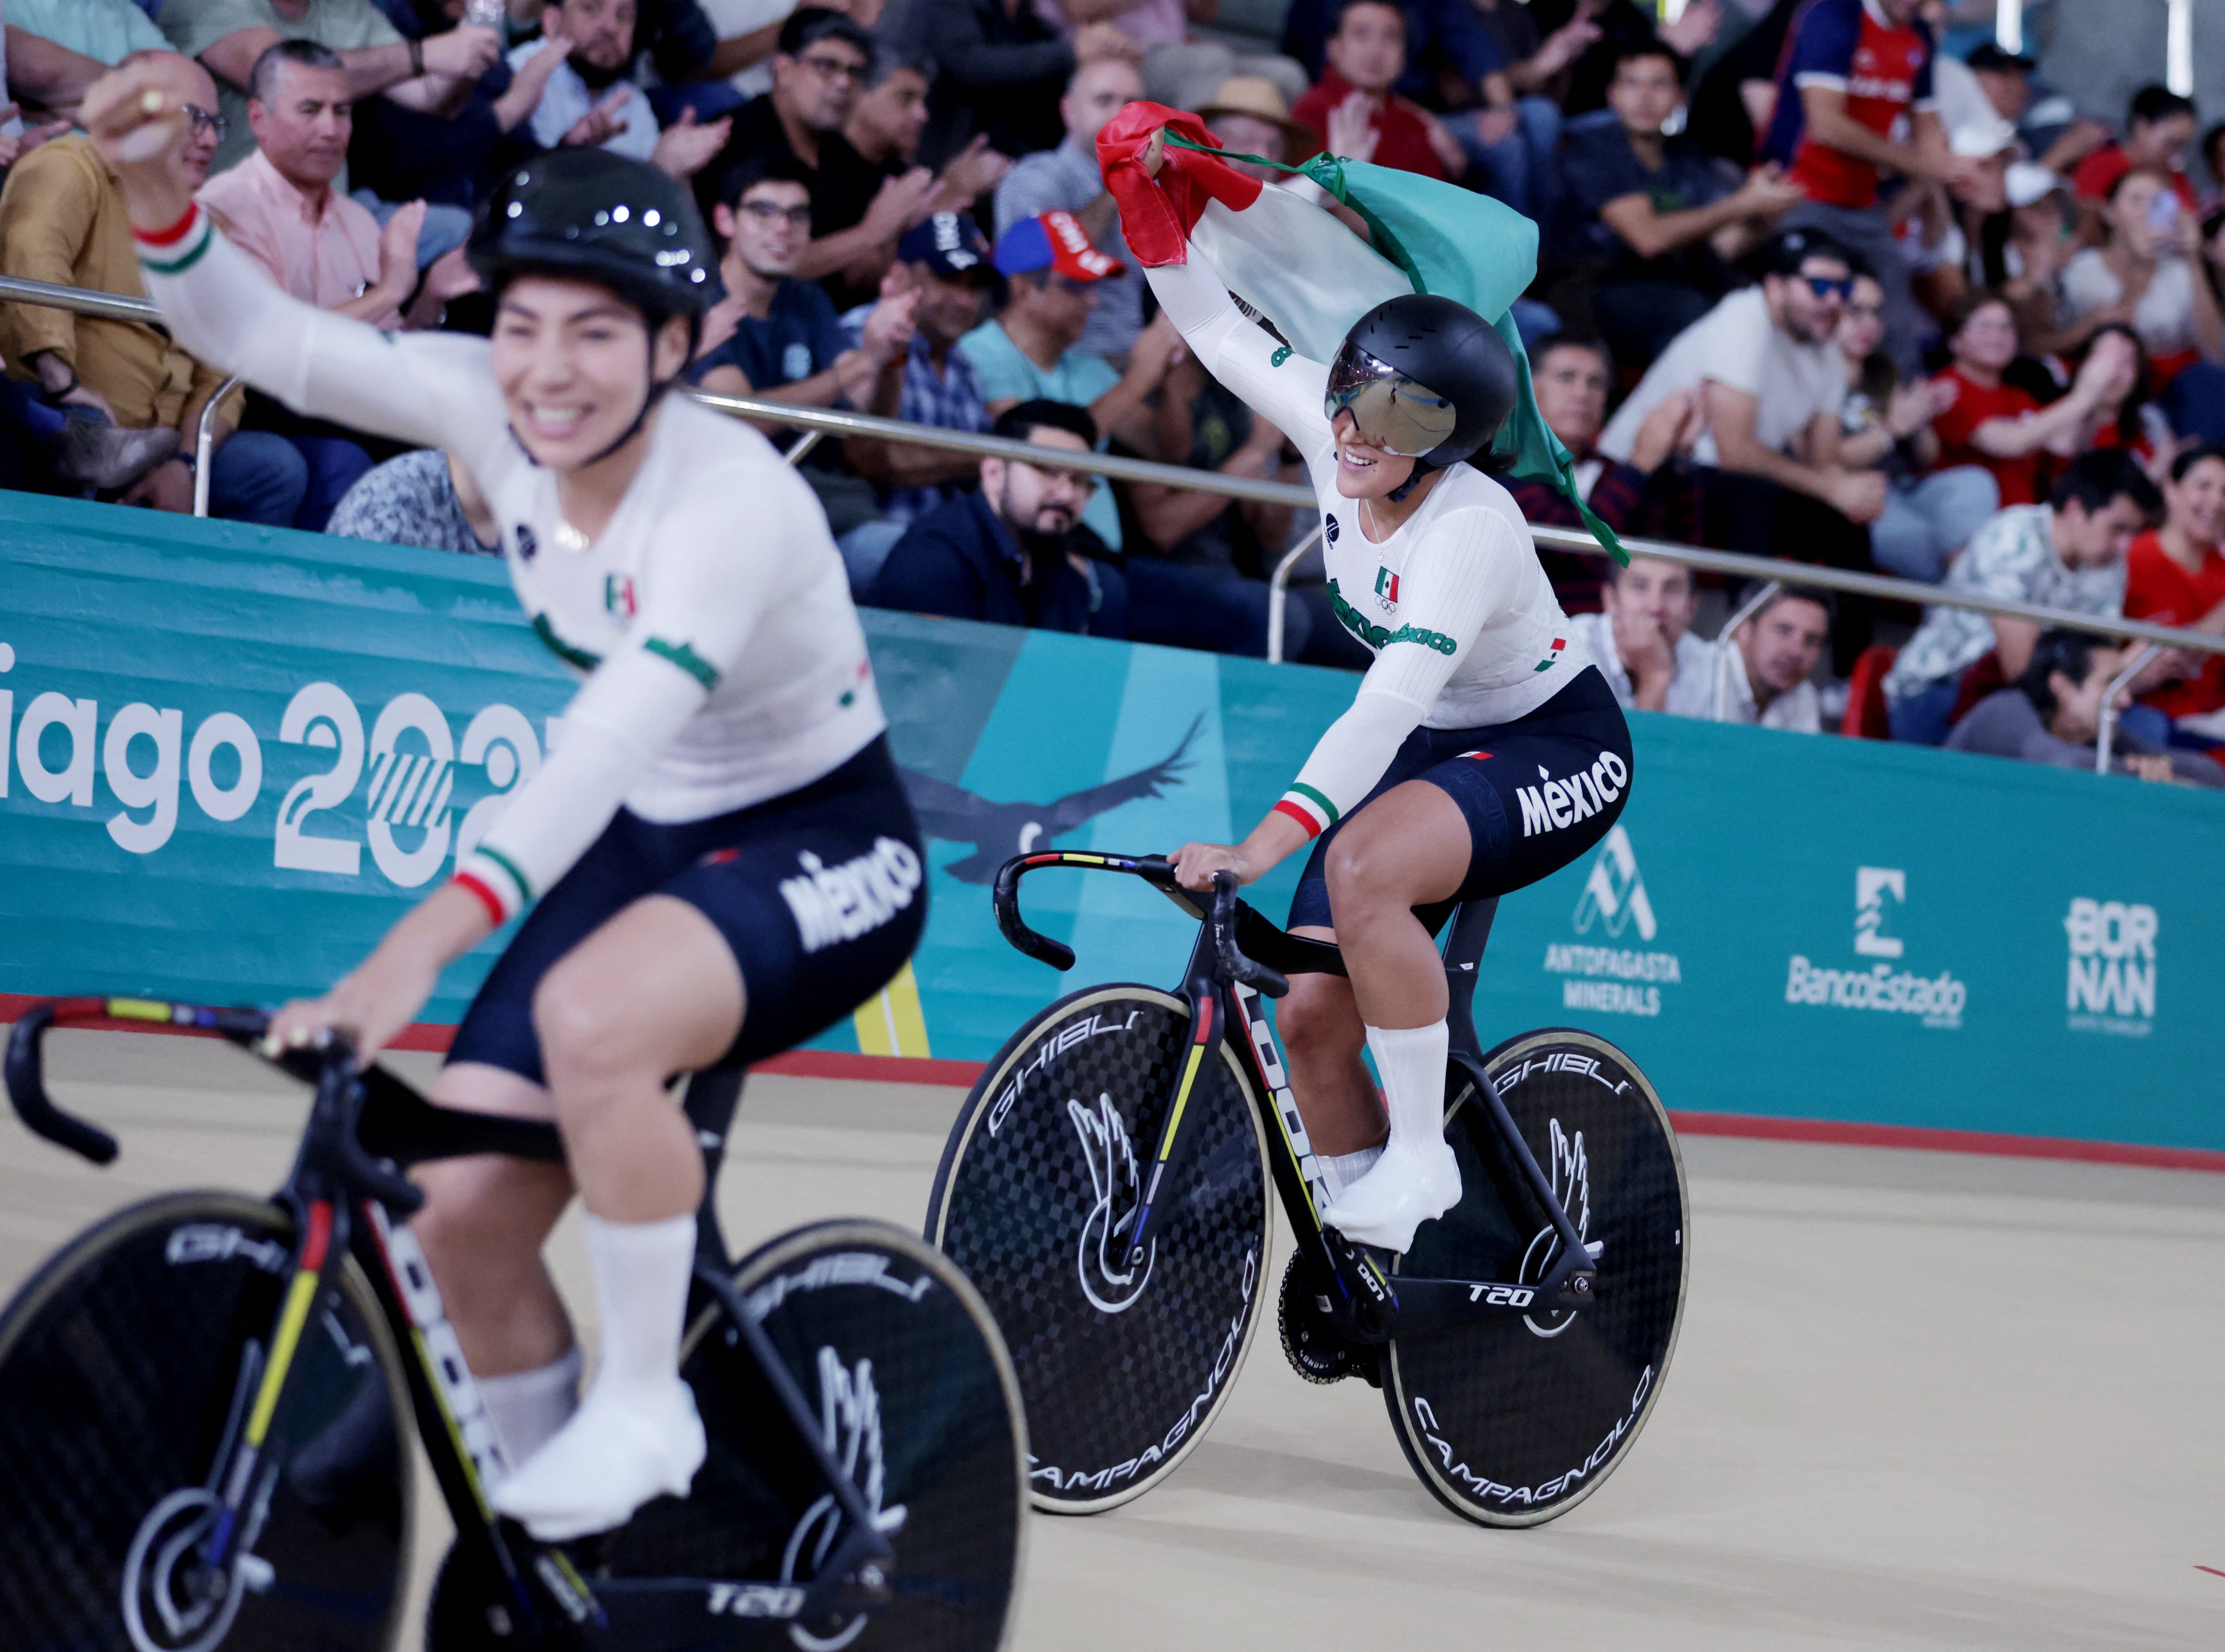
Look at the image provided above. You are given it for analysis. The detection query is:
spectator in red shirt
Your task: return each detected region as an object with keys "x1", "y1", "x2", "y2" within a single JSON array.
[
  {"x1": 1763, "y1": 0, "x2": 1972, "y2": 374},
  {"x1": 2124, "y1": 444, "x2": 2225, "y2": 725},
  {"x1": 1930, "y1": 292, "x2": 2138, "y2": 508},
  {"x1": 1291, "y1": 0, "x2": 1466, "y2": 184},
  {"x1": 2071, "y1": 86, "x2": 2201, "y2": 216}
]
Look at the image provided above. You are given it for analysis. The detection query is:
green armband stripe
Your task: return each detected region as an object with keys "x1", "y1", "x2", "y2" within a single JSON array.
[
  {"x1": 644, "y1": 636, "x2": 719, "y2": 690},
  {"x1": 1289, "y1": 782, "x2": 1339, "y2": 825},
  {"x1": 533, "y1": 613, "x2": 602, "y2": 671},
  {"x1": 476, "y1": 845, "x2": 533, "y2": 906}
]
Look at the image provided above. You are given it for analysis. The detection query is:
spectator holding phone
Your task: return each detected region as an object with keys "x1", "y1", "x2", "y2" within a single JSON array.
[{"x1": 2057, "y1": 169, "x2": 2225, "y2": 444}]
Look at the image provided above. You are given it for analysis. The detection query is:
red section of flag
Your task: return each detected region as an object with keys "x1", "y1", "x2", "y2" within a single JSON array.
[
  {"x1": 1272, "y1": 799, "x2": 1323, "y2": 838},
  {"x1": 1097, "y1": 102, "x2": 1263, "y2": 268}
]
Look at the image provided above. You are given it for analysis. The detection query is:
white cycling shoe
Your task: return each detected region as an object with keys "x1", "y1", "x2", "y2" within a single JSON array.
[
  {"x1": 1321, "y1": 1140, "x2": 1461, "y2": 1255},
  {"x1": 490, "y1": 1377, "x2": 706, "y2": 1541}
]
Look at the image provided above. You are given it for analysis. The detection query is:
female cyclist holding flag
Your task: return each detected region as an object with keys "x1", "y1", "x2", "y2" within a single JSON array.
[
  {"x1": 79, "y1": 58, "x2": 925, "y2": 1541},
  {"x1": 1105, "y1": 109, "x2": 1634, "y2": 1255}
]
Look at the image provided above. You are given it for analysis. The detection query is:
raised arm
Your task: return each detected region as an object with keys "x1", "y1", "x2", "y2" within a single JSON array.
[{"x1": 1144, "y1": 253, "x2": 1334, "y2": 465}]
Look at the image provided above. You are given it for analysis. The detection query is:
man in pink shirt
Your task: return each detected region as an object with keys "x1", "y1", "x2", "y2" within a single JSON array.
[{"x1": 199, "y1": 38, "x2": 474, "y2": 526}]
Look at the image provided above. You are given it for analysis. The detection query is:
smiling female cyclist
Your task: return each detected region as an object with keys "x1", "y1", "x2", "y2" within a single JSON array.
[
  {"x1": 1111, "y1": 123, "x2": 1633, "y2": 1255},
  {"x1": 83, "y1": 61, "x2": 926, "y2": 1540}
]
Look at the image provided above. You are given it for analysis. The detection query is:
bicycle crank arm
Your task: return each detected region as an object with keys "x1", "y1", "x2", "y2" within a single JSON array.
[{"x1": 1384, "y1": 1272, "x2": 1598, "y2": 1335}]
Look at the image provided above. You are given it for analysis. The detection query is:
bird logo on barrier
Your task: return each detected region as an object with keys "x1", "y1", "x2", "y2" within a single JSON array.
[{"x1": 897, "y1": 717, "x2": 1200, "y2": 882}]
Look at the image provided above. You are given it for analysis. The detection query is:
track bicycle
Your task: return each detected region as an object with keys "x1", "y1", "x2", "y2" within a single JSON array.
[
  {"x1": 0, "y1": 997, "x2": 1027, "y2": 1652},
  {"x1": 925, "y1": 852, "x2": 1689, "y2": 1526}
]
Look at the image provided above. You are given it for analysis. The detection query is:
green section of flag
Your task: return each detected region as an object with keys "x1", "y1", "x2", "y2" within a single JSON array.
[{"x1": 1289, "y1": 781, "x2": 1339, "y2": 825}]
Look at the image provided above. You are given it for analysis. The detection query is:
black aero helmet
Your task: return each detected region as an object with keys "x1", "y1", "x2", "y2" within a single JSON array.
[
  {"x1": 1325, "y1": 293, "x2": 1519, "y2": 472},
  {"x1": 470, "y1": 148, "x2": 716, "y2": 335}
]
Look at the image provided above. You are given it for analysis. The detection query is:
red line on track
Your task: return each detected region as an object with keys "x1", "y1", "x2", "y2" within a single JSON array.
[{"x1": 8, "y1": 993, "x2": 2223, "y2": 1172}]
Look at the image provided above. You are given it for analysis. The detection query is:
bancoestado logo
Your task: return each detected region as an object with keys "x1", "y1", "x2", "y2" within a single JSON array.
[
  {"x1": 0, "y1": 640, "x2": 546, "y2": 888},
  {"x1": 1542, "y1": 825, "x2": 1680, "y2": 1018},
  {"x1": 2065, "y1": 897, "x2": 2156, "y2": 1037},
  {"x1": 1784, "y1": 867, "x2": 1967, "y2": 1030}
]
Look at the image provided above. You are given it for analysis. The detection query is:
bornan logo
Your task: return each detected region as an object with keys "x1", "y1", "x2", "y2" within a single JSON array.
[
  {"x1": 1785, "y1": 868, "x2": 1966, "y2": 1029},
  {"x1": 2065, "y1": 897, "x2": 2156, "y2": 1036},
  {"x1": 1544, "y1": 826, "x2": 1679, "y2": 1017}
]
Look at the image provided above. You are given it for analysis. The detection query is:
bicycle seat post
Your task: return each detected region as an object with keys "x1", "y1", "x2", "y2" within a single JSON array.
[{"x1": 1439, "y1": 898, "x2": 1498, "y2": 1061}]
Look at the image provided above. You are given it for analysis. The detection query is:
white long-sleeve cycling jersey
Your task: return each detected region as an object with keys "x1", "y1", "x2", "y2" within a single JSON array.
[
  {"x1": 1144, "y1": 249, "x2": 1586, "y2": 838},
  {"x1": 138, "y1": 208, "x2": 885, "y2": 923}
]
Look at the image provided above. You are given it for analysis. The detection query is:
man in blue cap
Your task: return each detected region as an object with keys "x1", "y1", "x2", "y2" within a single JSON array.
[{"x1": 838, "y1": 210, "x2": 1003, "y2": 590}]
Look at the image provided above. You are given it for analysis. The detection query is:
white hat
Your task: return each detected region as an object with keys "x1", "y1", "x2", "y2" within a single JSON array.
[
  {"x1": 2005, "y1": 161, "x2": 2062, "y2": 209},
  {"x1": 1950, "y1": 115, "x2": 2019, "y2": 159}
]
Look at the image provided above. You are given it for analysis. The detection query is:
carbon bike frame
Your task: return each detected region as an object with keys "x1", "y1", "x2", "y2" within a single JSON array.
[
  {"x1": 991, "y1": 853, "x2": 1598, "y2": 1345},
  {"x1": 4, "y1": 998, "x2": 900, "y2": 1642}
]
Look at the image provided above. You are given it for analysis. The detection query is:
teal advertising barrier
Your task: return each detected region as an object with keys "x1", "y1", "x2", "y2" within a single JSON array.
[{"x1": 4, "y1": 493, "x2": 2222, "y2": 1152}]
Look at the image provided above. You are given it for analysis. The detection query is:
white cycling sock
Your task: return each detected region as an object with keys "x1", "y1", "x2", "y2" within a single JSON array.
[
  {"x1": 583, "y1": 1211, "x2": 697, "y2": 1405},
  {"x1": 1364, "y1": 1020, "x2": 1451, "y2": 1153},
  {"x1": 1317, "y1": 1145, "x2": 1385, "y2": 1202},
  {"x1": 478, "y1": 1345, "x2": 582, "y2": 1470}
]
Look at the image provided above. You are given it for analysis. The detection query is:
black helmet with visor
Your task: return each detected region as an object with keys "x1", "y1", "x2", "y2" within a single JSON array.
[{"x1": 1325, "y1": 294, "x2": 1519, "y2": 482}]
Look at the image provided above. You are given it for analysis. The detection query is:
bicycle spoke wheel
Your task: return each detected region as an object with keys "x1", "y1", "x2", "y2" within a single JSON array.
[
  {"x1": 926, "y1": 986, "x2": 1270, "y2": 1514},
  {"x1": 0, "y1": 1191, "x2": 413, "y2": 1650},
  {"x1": 602, "y1": 1219, "x2": 1027, "y2": 1652},
  {"x1": 1382, "y1": 1029, "x2": 1688, "y2": 1527}
]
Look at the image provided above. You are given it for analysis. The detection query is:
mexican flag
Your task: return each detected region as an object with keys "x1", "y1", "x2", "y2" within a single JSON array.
[{"x1": 1097, "y1": 103, "x2": 1625, "y2": 564}]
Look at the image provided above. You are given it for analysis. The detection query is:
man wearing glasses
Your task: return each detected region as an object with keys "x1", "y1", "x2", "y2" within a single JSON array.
[
  {"x1": 1598, "y1": 228, "x2": 1884, "y2": 669},
  {"x1": 691, "y1": 155, "x2": 917, "y2": 415},
  {"x1": 0, "y1": 49, "x2": 310, "y2": 522},
  {"x1": 868, "y1": 398, "x2": 1119, "y2": 635},
  {"x1": 702, "y1": 8, "x2": 935, "y2": 307}
]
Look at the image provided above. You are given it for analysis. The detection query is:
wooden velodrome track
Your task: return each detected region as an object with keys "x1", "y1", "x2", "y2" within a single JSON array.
[{"x1": 2, "y1": 1027, "x2": 2219, "y2": 1650}]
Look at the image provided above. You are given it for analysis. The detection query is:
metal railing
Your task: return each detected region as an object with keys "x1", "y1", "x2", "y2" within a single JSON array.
[{"x1": 7, "y1": 268, "x2": 2225, "y2": 688}]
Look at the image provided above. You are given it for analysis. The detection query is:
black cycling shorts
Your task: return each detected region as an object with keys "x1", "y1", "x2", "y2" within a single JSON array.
[
  {"x1": 446, "y1": 736, "x2": 926, "y2": 1085},
  {"x1": 1288, "y1": 665, "x2": 1631, "y2": 933}
]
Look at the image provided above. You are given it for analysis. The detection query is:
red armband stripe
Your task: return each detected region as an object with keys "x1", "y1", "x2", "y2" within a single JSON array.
[
  {"x1": 453, "y1": 870, "x2": 508, "y2": 927},
  {"x1": 1273, "y1": 799, "x2": 1323, "y2": 838},
  {"x1": 132, "y1": 202, "x2": 202, "y2": 248}
]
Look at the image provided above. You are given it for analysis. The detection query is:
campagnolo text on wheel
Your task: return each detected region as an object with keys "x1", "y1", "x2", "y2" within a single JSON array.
[
  {"x1": 0, "y1": 66, "x2": 1023, "y2": 1650},
  {"x1": 928, "y1": 102, "x2": 1690, "y2": 1525}
]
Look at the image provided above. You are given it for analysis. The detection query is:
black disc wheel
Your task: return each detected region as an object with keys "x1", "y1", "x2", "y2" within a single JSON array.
[
  {"x1": 0, "y1": 1191, "x2": 413, "y2": 1651},
  {"x1": 1381, "y1": 1029, "x2": 1688, "y2": 1527},
  {"x1": 599, "y1": 1219, "x2": 1027, "y2": 1652},
  {"x1": 926, "y1": 985, "x2": 1270, "y2": 1514}
]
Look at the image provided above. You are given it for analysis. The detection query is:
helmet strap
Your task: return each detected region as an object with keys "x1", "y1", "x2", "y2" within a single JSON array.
[
  {"x1": 571, "y1": 333, "x2": 676, "y2": 469},
  {"x1": 1387, "y1": 458, "x2": 1439, "y2": 504}
]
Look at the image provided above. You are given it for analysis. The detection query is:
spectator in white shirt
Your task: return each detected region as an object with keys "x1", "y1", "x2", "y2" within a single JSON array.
[
  {"x1": 1599, "y1": 227, "x2": 1884, "y2": 670},
  {"x1": 1717, "y1": 582, "x2": 1830, "y2": 732},
  {"x1": 1564, "y1": 555, "x2": 1717, "y2": 717}
]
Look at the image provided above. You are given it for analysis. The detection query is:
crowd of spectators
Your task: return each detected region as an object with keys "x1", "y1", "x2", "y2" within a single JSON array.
[{"x1": 1, "y1": 0, "x2": 2222, "y2": 772}]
